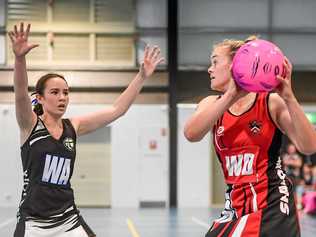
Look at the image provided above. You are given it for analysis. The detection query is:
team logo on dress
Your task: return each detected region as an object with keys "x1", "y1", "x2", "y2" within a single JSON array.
[
  {"x1": 217, "y1": 126, "x2": 225, "y2": 137},
  {"x1": 248, "y1": 120, "x2": 262, "y2": 134},
  {"x1": 63, "y1": 137, "x2": 74, "y2": 151}
]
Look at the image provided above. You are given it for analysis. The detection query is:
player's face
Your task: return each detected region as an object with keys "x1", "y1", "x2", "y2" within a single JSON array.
[
  {"x1": 208, "y1": 46, "x2": 233, "y2": 92},
  {"x1": 38, "y1": 77, "x2": 69, "y2": 117}
]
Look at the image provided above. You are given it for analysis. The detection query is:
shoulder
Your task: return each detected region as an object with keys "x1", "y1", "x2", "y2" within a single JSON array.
[
  {"x1": 20, "y1": 117, "x2": 44, "y2": 147},
  {"x1": 268, "y1": 93, "x2": 287, "y2": 113},
  {"x1": 64, "y1": 118, "x2": 78, "y2": 137},
  {"x1": 197, "y1": 95, "x2": 219, "y2": 110}
]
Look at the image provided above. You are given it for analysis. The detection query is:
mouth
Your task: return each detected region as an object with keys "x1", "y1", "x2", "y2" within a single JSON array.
[{"x1": 58, "y1": 104, "x2": 66, "y2": 109}]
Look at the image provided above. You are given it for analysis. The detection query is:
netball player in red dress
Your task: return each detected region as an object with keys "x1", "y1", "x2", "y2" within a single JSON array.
[{"x1": 184, "y1": 36, "x2": 316, "y2": 237}]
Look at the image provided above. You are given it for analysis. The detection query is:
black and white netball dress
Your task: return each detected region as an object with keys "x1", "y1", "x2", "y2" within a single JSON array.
[{"x1": 14, "y1": 118, "x2": 95, "y2": 237}]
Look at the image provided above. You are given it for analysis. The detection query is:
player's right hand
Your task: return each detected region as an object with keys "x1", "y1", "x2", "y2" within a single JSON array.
[{"x1": 8, "y1": 22, "x2": 39, "y2": 58}]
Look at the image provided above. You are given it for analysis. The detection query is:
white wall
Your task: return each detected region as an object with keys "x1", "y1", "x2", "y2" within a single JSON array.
[
  {"x1": 68, "y1": 104, "x2": 169, "y2": 207},
  {"x1": 0, "y1": 104, "x2": 23, "y2": 207},
  {"x1": 177, "y1": 105, "x2": 212, "y2": 207},
  {"x1": 111, "y1": 105, "x2": 169, "y2": 207}
]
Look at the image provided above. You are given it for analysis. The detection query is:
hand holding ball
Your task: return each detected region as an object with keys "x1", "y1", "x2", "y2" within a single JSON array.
[{"x1": 232, "y1": 39, "x2": 285, "y2": 92}]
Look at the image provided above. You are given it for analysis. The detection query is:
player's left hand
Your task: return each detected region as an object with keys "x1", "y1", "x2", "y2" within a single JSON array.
[
  {"x1": 275, "y1": 57, "x2": 295, "y2": 102},
  {"x1": 139, "y1": 45, "x2": 164, "y2": 79}
]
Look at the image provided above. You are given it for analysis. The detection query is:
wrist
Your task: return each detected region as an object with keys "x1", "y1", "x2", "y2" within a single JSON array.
[
  {"x1": 15, "y1": 55, "x2": 26, "y2": 62},
  {"x1": 284, "y1": 98, "x2": 298, "y2": 107},
  {"x1": 283, "y1": 93, "x2": 297, "y2": 104},
  {"x1": 138, "y1": 68, "x2": 148, "y2": 81},
  {"x1": 137, "y1": 73, "x2": 147, "y2": 83}
]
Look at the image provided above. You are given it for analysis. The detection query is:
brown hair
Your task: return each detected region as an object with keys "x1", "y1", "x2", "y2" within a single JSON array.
[
  {"x1": 214, "y1": 35, "x2": 258, "y2": 59},
  {"x1": 32, "y1": 73, "x2": 68, "y2": 116}
]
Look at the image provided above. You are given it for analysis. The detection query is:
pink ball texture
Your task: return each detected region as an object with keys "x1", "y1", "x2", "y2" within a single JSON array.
[{"x1": 232, "y1": 39, "x2": 285, "y2": 92}]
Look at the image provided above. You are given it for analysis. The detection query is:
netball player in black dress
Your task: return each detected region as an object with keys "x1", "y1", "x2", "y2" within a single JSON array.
[{"x1": 9, "y1": 22, "x2": 164, "y2": 237}]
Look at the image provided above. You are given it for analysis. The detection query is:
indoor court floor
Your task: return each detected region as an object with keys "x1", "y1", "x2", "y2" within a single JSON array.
[{"x1": 0, "y1": 207, "x2": 315, "y2": 236}]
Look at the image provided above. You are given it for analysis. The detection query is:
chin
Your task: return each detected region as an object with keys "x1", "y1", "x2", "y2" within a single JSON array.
[
  {"x1": 210, "y1": 82, "x2": 224, "y2": 92},
  {"x1": 54, "y1": 110, "x2": 66, "y2": 117}
]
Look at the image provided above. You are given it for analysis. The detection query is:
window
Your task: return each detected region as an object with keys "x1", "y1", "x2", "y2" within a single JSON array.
[{"x1": 6, "y1": 0, "x2": 136, "y2": 68}]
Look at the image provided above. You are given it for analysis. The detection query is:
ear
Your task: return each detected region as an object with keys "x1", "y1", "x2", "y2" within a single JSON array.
[
  {"x1": 229, "y1": 63, "x2": 233, "y2": 71},
  {"x1": 36, "y1": 94, "x2": 43, "y2": 104},
  {"x1": 228, "y1": 63, "x2": 234, "y2": 76}
]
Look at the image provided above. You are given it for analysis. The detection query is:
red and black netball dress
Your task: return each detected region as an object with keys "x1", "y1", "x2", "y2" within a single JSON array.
[{"x1": 206, "y1": 93, "x2": 300, "y2": 237}]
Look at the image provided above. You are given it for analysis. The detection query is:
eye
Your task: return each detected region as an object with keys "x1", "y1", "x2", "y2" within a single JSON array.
[
  {"x1": 51, "y1": 91, "x2": 58, "y2": 95},
  {"x1": 64, "y1": 91, "x2": 69, "y2": 96}
]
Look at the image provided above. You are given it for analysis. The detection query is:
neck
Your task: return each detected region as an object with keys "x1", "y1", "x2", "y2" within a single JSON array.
[
  {"x1": 40, "y1": 113, "x2": 63, "y2": 128},
  {"x1": 235, "y1": 92, "x2": 256, "y2": 107},
  {"x1": 229, "y1": 92, "x2": 257, "y2": 115}
]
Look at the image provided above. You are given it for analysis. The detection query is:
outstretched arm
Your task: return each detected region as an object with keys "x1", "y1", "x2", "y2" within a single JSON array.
[
  {"x1": 9, "y1": 23, "x2": 39, "y2": 138},
  {"x1": 271, "y1": 58, "x2": 316, "y2": 155},
  {"x1": 71, "y1": 45, "x2": 164, "y2": 136}
]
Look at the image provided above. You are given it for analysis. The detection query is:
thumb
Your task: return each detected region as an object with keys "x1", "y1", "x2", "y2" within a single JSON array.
[
  {"x1": 29, "y1": 44, "x2": 39, "y2": 50},
  {"x1": 25, "y1": 44, "x2": 39, "y2": 54}
]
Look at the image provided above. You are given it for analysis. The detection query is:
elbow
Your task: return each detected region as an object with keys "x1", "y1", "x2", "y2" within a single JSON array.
[
  {"x1": 112, "y1": 105, "x2": 127, "y2": 119},
  {"x1": 184, "y1": 126, "x2": 203, "y2": 142},
  {"x1": 299, "y1": 148, "x2": 316, "y2": 156},
  {"x1": 296, "y1": 144, "x2": 316, "y2": 155}
]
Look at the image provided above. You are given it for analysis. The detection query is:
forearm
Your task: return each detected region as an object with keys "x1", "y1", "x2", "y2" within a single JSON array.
[
  {"x1": 13, "y1": 55, "x2": 35, "y2": 129},
  {"x1": 74, "y1": 72, "x2": 146, "y2": 135},
  {"x1": 184, "y1": 92, "x2": 234, "y2": 141},
  {"x1": 285, "y1": 97, "x2": 316, "y2": 154},
  {"x1": 14, "y1": 56, "x2": 29, "y2": 99},
  {"x1": 112, "y1": 71, "x2": 146, "y2": 116}
]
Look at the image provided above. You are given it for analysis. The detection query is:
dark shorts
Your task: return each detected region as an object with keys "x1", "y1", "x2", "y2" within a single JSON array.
[{"x1": 205, "y1": 191, "x2": 300, "y2": 237}]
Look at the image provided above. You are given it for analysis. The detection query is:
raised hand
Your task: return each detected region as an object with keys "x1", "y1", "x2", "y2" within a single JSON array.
[
  {"x1": 140, "y1": 45, "x2": 164, "y2": 79},
  {"x1": 8, "y1": 23, "x2": 39, "y2": 58}
]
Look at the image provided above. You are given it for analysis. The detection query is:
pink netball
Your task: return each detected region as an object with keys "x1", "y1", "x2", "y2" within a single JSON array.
[{"x1": 232, "y1": 39, "x2": 285, "y2": 92}]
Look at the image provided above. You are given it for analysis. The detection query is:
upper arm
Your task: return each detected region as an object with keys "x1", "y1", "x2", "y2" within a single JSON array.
[
  {"x1": 70, "y1": 106, "x2": 118, "y2": 136},
  {"x1": 184, "y1": 95, "x2": 218, "y2": 141},
  {"x1": 15, "y1": 94, "x2": 37, "y2": 139},
  {"x1": 196, "y1": 95, "x2": 218, "y2": 113}
]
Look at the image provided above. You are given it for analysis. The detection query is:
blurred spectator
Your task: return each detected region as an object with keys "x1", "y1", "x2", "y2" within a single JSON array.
[
  {"x1": 282, "y1": 143, "x2": 304, "y2": 209},
  {"x1": 282, "y1": 143, "x2": 303, "y2": 187},
  {"x1": 282, "y1": 142, "x2": 316, "y2": 213},
  {"x1": 303, "y1": 156, "x2": 315, "y2": 189}
]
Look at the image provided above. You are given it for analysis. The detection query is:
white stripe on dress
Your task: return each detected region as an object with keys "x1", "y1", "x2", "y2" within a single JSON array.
[
  {"x1": 231, "y1": 214, "x2": 249, "y2": 237},
  {"x1": 29, "y1": 135, "x2": 51, "y2": 146},
  {"x1": 249, "y1": 183, "x2": 258, "y2": 212}
]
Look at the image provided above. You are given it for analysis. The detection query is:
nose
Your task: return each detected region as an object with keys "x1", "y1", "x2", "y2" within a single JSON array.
[
  {"x1": 59, "y1": 93, "x2": 66, "y2": 101},
  {"x1": 208, "y1": 65, "x2": 213, "y2": 75}
]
